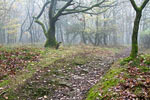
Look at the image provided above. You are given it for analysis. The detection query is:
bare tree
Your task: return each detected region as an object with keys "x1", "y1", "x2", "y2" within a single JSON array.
[{"x1": 34, "y1": 0, "x2": 114, "y2": 48}]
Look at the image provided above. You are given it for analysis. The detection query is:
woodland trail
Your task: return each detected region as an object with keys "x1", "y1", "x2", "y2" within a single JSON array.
[{"x1": 10, "y1": 48, "x2": 130, "y2": 100}]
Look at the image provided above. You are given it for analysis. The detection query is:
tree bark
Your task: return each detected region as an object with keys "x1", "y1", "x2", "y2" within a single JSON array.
[
  {"x1": 130, "y1": 11, "x2": 142, "y2": 58},
  {"x1": 129, "y1": 0, "x2": 149, "y2": 58},
  {"x1": 44, "y1": 0, "x2": 57, "y2": 48},
  {"x1": 44, "y1": 20, "x2": 57, "y2": 47}
]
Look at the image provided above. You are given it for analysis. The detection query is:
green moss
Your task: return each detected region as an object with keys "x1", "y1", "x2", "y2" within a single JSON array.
[
  {"x1": 120, "y1": 56, "x2": 132, "y2": 65},
  {"x1": 143, "y1": 55, "x2": 150, "y2": 65},
  {"x1": 130, "y1": 42, "x2": 138, "y2": 59},
  {"x1": 24, "y1": 86, "x2": 51, "y2": 97},
  {"x1": 86, "y1": 54, "x2": 150, "y2": 100},
  {"x1": 0, "y1": 80, "x2": 9, "y2": 87},
  {"x1": 101, "y1": 68, "x2": 124, "y2": 90},
  {"x1": 130, "y1": 54, "x2": 150, "y2": 72},
  {"x1": 138, "y1": 65, "x2": 150, "y2": 72},
  {"x1": 86, "y1": 85, "x2": 100, "y2": 100},
  {"x1": 132, "y1": 86, "x2": 142, "y2": 95},
  {"x1": 72, "y1": 56, "x2": 89, "y2": 65},
  {"x1": 44, "y1": 37, "x2": 57, "y2": 48},
  {"x1": 86, "y1": 61, "x2": 127, "y2": 100}
]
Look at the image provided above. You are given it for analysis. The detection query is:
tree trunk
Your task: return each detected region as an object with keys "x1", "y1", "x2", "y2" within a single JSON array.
[
  {"x1": 44, "y1": 21, "x2": 57, "y2": 47},
  {"x1": 81, "y1": 15, "x2": 86, "y2": 44},
  {"x1": 130, "y1": 11, "x2": 142, "y2": 58},
  {"x1": 95, "y1": 15, "x2": 99, "y2": 46},
  {"x1": 44, "y1": 0, "x2": 58, "y2": 48},
  {"x1": 103, "y1": 34, "x2": 107, "y2": 45},
  {"x1": 81, "y1": 32, "x2": 86, "y2": 44},
  {"x1": 59, "y1": 24, "x2": 64, "y2": 43}
]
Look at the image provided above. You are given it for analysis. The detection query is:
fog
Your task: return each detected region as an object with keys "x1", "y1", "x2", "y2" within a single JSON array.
[
  {"x1": 1, "y1": 0, "x2": 150, "y2": 99},
  {"x1": 0, "y1": 0, "x2": 150, "y2": 47}
]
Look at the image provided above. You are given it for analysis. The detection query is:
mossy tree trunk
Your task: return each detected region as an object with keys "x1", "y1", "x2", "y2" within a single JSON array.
[
  {"x1": 44, "y1": 20, "x2": 57, "y2": 47},
  {"x1": 130, "y1": 11, "x2": 142, "y2": 58},
  {"x1": 35, "y1": 18, "x2": 57, "y2": 48},
  {"x1": 44, "y1": 0, "x2": 58, "y2": 48},
  {"x1": 129, "y1": 0, "x2": 149, "y2": 59}
]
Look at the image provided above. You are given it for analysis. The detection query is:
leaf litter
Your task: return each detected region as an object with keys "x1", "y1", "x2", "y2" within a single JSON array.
[{"x1": 8, "y1": 48, "x2": 119, "y2": 100}]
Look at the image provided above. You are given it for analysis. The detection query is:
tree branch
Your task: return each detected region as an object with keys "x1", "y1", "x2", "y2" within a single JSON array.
[
  {"x1": 82, "y1": 7, "x2": 112, "y2": 15},
  {"x1": 35, "y1": 19, "x2": 48, "y2": 38},
  {"x1": 55, "y1": 0, "x2": 73, "y2": 19},
  {"x1": 64, "y1": 1, "x2": 116, "y2": 13},
  {"x1": 141, "y1": 0, "x2": 149, "y2": 10},
  {"x1": 129, "y1": 0, "x2": 139, "y2": 11},
  {"x1": 36, "y1": 1, "x2": 51, "y2": 19},
  {"x1": 49, "y1": 0, "x2": 57, "y2": 20},
  {"x1": 61, "y1": 0, "x2": 106, "y2": 15}
]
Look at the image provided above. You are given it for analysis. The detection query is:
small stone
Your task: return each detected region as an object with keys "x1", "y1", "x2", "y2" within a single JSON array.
[
  {"x1": 5, "y1": 97, "x2": 8, "y2": 100},
  {"x1": 44, "y1": 95, "x2": 48, "y2": 99},
  {"x1": 0, "y1": 87, "x2": 4, "y2": 90},
  {"x1": 38, "y1": 97, "x2": 43, "y2": 100},
  {"x1": 48, "y1": 70, "x2": 50, "y2": 72}
]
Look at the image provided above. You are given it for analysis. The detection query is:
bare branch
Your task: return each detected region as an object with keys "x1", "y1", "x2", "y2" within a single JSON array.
[
  {"x1": 61, "y1": 0, "x2": 106, "y2": 15},
  {"x1": 35, "y1": 19, "x2": 48, "y2": 38},
  {"x1": 55, "y1": 0, "x2": 73, "y2": 19},
  {"x1": 36, "y1": 1, "x2": 51, "y2": 19},
  {"x1": 82, "y1": 7, "x2": 112, "y2": 15},
  {"x1": 28, "y1": 1, "x2": 50, "y2": 32},
  {"x1": 129, "y1": 0, "x2": 139, "y2": 11},
  {"x1": 141, "y1": 0, "x2": 149, "y2": 10},
  {"x1": 64, "y1": 1, "x2": 116, "y2": 13}
]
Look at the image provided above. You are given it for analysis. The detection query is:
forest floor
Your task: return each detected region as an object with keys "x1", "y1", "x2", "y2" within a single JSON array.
[
  {"x1": 0, "y1": 45, "x2": 125, "y2": 100},
  {"x1": 86, "y1": 50, "x2": 150, "y2": 100},
  {"x1": 0, "y1": 45, "x2": 149, "y2": 100}
]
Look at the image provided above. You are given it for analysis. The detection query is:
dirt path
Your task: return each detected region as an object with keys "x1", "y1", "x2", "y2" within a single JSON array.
[
  {"x1": 114, "y1": 48, "x2": 130, "y2": 59},
  {"x1": 6, "y1": 48, "x2": 130, "y2": 100}
]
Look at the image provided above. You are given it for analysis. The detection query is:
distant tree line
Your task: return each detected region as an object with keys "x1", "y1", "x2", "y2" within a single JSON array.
[{"x1": 0, "y1": 0, "x2": 150, "y2": 58}]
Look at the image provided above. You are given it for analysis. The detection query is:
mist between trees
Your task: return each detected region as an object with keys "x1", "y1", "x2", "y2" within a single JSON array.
[{"x1": 0, "y1": 0, "x2": 150, "y2": 51}]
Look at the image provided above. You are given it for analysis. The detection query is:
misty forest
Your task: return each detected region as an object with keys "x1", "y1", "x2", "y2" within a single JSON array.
[{"x1": 0, "y1": 0, "x2": 150, "y2": 100}]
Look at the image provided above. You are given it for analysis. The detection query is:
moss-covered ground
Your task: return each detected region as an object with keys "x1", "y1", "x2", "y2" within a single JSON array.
[{"x1": 86, "y1": 54, "x2": 150, "y2": 100}]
